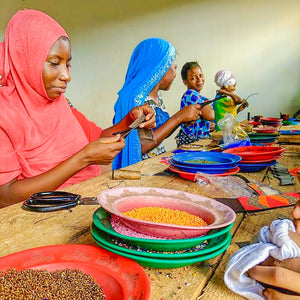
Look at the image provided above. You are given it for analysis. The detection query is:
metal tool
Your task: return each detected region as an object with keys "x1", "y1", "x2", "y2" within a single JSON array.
[
  {"x1": 236, "y1": 241, "x2": 251, "y2": 248},
  {"x1": 22, "y1": 191, "x2": 98, "y2": 212},
  {"x1": 199, "y1": 96, "x2": 226, "y2": 109},
  {"x1": 113, "y1": 114, "x2": 146, "y2": 139},
  {"x1": 245, "y1": 92, "x2": 259, "y2": 101}
]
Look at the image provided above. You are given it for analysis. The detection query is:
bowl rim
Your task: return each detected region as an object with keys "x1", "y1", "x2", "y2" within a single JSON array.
[{"x1": 97, "y1": 187, "x2": 236, "y2": 232}]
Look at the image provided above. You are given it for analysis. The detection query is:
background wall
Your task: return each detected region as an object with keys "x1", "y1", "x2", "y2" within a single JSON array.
[{"x1": 1, "y1": 0, "x2": 299, "y2": 150}]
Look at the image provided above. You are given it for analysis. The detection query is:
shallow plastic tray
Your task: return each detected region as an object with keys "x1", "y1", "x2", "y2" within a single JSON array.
[
  {"x1": 223, "y1": 146, "x2": 285, "y2": 161},
  {"x1": 93, "y1": 208, "x2": 234, "y2": 251},
  {"x1": 168, "y1": 165, "x2": 240, "y2": 181},
  {"x1": 238, "y1": 161, "x2": 277, "y2": 172},
  {"x1": 171, "y1": 151, "x2": 241, "y2": 167},
  {"x1": 92, "y1": 235, "x2": 232, "y2": 269},
  {"x1": 0, "y1": 244, "x2": 151, "y2": 300},
  {"x1": 169, "y1": 159, "x2": 236, "y2": 174},
  {"x1": 91, "y1": 224, "x2": 230, "y2": 259}
]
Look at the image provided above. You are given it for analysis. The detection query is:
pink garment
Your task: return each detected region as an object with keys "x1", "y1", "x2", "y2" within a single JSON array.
[{"x1": 0, "y1": 9, "x2": 101, "y2": 187}]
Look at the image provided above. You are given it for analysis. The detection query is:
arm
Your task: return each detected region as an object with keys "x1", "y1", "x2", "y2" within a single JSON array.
[
  {"x1": 0, "y1": 104, "x2": 155, "y2": 206},
  {"x1": 141, "y1": 104, "x2": 202, "y2": 154},
  {"x1": 0, "y1": 136, "x2": 125, "y2": 206},
  {"x1": 101, "y1": 104, "x2": 156, "y2": 137},
  {"x1": 217, "y1": 89, "x2": 248, "y2": 113},
  {"x1": 218, "y1": 89, "x2": 244, "y2": 105},
  {"x1": 201, "y1": 104, "x2": 215, "y2": 121}
]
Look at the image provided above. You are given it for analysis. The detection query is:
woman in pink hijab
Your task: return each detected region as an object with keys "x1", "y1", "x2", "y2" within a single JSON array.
[{"x1": 0, "y1": 9, "x2": 155, "y2": 207}]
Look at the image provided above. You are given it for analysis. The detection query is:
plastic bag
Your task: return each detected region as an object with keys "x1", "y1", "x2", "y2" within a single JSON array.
[
  {"x1": 217, "y1": 113, "x2": 250, "y2": 149},
  {"x1": 195, "y1": 172, "x2": 255, "y2": 198}
]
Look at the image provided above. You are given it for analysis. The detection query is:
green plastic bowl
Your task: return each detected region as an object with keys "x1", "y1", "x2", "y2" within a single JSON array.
[
  {"x1": 92, "y1": 234, "x2": 232, "y2": 269},
  {"x1": 93, "y1": 208, "x2": 234, "y2": 251},
  {"x1": 91, "y1": 224, "x2": 230, "y2": 259}
]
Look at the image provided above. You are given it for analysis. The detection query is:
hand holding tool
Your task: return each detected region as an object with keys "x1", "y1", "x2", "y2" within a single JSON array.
[{"x1": 113, "y1": 114, "x2": 146, "y2": 139}]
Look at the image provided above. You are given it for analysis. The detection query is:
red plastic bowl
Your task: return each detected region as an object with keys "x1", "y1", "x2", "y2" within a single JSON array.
[
  {"x1": 260, "y1": 117, "x2": 282, "y2": 122},
  {"x1": 169, "y1": 165, "x2": 240, "y2": 181},
  {"x1": 223, "y1": 146, "x2": 285, "y2": 161},
  {"x1": 252, "y1": 127, "x2": 277, "y2": 133},
  {"x1": 0, "y1": 244, "x2": 151, "y2": 300},
  {"x1": 248, "y1": 121, "x2": 261, "y2": 126}
]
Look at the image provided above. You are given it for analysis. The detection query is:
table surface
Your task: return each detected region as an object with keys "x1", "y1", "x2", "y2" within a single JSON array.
[{"x1": 0, "y1": 128, "x2": 299, "y2": 300}]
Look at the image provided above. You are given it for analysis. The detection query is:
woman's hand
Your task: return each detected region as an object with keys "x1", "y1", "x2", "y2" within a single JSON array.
[
  {"x1": 237, "y1": 100, "x2": 249, "y2": 113},
  {"x1": 101, "y1": 104, "x2": 155, "y2": 138},
  {"x1": 82, "y1": 135, "x2": 125, "y2": 165},
  {"x1": 248, "y1": 258, "x2": 300, "y2": 299},
  {"x1": 176, "y1": 104, "x2": 202, "y2": 123},
  {"x1": 248, "y1": 204, "x2": 300, "y2": 299},
  {"x1": 293, "y1": 201, "x2": 300, "y2": 233},
  {"x1": 129, "y1": 104, "x2": 156, "y2": 129}
]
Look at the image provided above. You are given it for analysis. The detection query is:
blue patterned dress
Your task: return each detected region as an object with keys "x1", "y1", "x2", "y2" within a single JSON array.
[{"x1": 175, "y1": 89, "x2": 211, "y2": 147}]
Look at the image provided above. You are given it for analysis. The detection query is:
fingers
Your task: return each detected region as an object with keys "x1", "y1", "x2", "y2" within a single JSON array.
[
  {"x1": 263, "y1": 288, "x2": 299, "y2": 300},
  {"x1": 140, "y1": 108, "x2": 156, "y2": 129},
  {"x1": 130, "y1": 104, "x2": 156, "y2": 129},
  {"x1": 98, "y1": 135, "x2": 123, "y2": 143},
  {"x1": 191, "y1": 104, "x2": 202, "y2": 117},
  {"x1": 292, "y1": 201, "x2": 300, "y2": 233},
  {"x1": 248, "y1": 265, "x2": 300, "y2": 293}
]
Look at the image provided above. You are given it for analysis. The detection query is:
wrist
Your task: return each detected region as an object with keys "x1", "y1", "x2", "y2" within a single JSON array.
[
  {"x1": 173, "y1": 110, "x2": 185, "y2": 124},
  {"x1": 72, "y1": 147, "x2": 91, "y2": 170}
]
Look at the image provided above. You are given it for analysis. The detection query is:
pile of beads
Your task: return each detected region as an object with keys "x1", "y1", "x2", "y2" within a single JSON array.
[{"x1": 123, "y1": 206, "x2": 207, "y2": 227}]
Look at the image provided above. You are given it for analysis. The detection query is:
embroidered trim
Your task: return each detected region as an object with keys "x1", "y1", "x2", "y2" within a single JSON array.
[{"x1": 134, "y1": 45, "x2": 176, "y2": 106}]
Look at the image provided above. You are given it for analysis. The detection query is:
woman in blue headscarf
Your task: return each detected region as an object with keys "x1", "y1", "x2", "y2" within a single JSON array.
[{"x1": 113, "y1": 38, "x2": 202, "y2": 170}]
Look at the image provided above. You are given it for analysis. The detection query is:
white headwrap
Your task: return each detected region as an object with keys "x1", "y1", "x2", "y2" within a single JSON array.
[{"x1": 215, "y1": 70, "x2": 237, "y2": 87}]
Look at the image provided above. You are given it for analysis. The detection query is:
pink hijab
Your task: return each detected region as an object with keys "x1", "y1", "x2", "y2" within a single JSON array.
[{"x1": 0, "y1": 9, "x2": 100, "y2": 187}]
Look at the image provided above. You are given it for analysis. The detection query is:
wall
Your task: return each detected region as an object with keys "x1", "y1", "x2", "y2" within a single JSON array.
[{"x1": 1, "y1": 0, "x2": 299, "y2": 150}]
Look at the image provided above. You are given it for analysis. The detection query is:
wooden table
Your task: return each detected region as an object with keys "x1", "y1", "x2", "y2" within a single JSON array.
[
  {"x1": 0, "y1": 143, "x2": 299, "y2": 300},
  {"x1": 278, "y1": 125, "x2": 300, "y2": 144}
]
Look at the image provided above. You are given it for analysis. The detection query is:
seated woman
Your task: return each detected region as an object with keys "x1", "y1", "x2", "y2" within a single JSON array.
[
  {"x1": 0, "y1": 10, "x2": 155, "y2": 207},
  {"x1": 112, "y1": 38, "x2": 203, "y2": 170}
]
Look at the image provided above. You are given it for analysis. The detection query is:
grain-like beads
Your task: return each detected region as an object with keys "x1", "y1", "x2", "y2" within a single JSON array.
[
  {"x1": 0, "y1": 268, "x2": 105, "y2": 300},
  {"x1": 123, "y1": 207, "x2": 207, "y2": 227}
]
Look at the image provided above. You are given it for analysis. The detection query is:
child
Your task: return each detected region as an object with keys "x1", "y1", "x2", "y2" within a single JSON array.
[
  {"x1": 213, "y1": 70, "x2": 248, "y2": 131},
  {"x1": 175, "y1": 62, "x2": 215, "y2": 147}
]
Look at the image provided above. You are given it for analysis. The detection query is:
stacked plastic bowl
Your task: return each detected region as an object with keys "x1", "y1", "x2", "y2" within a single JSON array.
[
  {"x1": 167, "y1": 151, "x2": 242, "y2": 181},
  {"x1": 260, "y1": 117, "x2": 282, "y2": 128},
  {"x1": 247, "y1": 133, "x2": 280, "y2": 146},
  {"x1": 91, "y1": 187, "x2": 236, "y2": 269},
  {"x1": 223, "y1": 146, "x2": 285, "y2": 172}
]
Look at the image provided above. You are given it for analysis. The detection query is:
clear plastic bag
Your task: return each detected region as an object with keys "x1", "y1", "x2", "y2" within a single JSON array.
[
  {"x1": 195, "y1": 172, "x2": 255, "y2": 198},
  {"x1": 217, "y1": 113, "x2": 250, "y2": 149}
]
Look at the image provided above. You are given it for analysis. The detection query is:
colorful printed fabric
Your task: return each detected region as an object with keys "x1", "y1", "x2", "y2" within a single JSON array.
[
  {"x1": 175, "y1": 89, "x2": 210, "y2": 147},
  {"x1": 213, "y1": 93, "x2": 237, "y2": 131},
  {"x1": 112, "y1": 38, "x2": 176, "y2": 170},
  {"x1": 238, "y1": 193, "x2": 300, "y2": 212},
  {"x1": 142, "y1": 95, "x2": 169, "y2": 159}
]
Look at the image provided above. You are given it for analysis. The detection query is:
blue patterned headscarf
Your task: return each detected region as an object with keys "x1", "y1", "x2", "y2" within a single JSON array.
[{"x1": 112, "y1": 38, "x2": 176, "y2": 170}]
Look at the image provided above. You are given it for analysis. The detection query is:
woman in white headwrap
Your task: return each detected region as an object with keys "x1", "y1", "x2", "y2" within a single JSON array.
[{"x1": 213, "y1": 70, "x2": 248, "y2": 131}]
